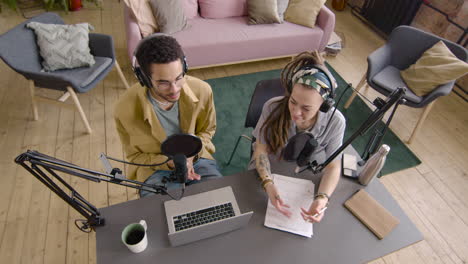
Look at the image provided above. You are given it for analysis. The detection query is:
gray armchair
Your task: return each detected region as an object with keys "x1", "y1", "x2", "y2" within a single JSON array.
[
  {"x1": 0, "y1": 12, "x2": 130, "y2": 134},
  {"x1": 343, "y1": 25, "x2": 467, "y2": 144}
]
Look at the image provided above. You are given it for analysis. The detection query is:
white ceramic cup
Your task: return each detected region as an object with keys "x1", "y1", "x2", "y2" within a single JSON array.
[{"x1": 121, "y1": 220, "x2": 148, "y2": 253}]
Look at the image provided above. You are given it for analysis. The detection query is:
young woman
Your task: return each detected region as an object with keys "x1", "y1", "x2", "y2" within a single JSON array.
[{"x1": 250, "y1": 51, "x2": 346, "y2": 223}]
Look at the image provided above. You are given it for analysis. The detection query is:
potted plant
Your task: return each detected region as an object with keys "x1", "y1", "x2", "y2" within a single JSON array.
[
  {"x1": 1, "y1": 0, "x2": 18, "y2": 10},
  {"x1": 1, "y1": 0, "x2": 100, "y2": 12}
]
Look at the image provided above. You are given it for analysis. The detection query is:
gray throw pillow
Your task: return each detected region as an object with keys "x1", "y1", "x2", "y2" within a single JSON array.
[
  {"x1": 26, "y1": 22, "x2": 95, "y2": 72},
  {"x1": 277, "y1": 0, "x2": 289, "y2": 22},
  {"x1": 248, "y1": 0, "x2": 281, "y2": 25},
  {"x1": 149, "y1": 0, "x2": 189, "y2": 34}
]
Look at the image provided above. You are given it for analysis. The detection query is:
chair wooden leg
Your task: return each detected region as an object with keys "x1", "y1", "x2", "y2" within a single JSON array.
[
  {"x1": 407, "y1": 101, "x2": 435, "y2": 144},
  {"x1": 28, "y1": 80, "x2": 39, "y2": 121},
  {"x1": 67, "y1": 86, "x2": 92, "y2": 134},
  {"x1": 114, "y1": 59, "x2": 130, "y2": 90},
  {"x1": 58, "y1": 91, "x2": 71, "y2": 102},
  {"x1": 344, "y1": 73, "x2": 367, "y2": 109}
]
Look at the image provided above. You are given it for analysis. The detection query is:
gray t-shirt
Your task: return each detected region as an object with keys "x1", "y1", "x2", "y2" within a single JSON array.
[
  {"x1": 147, "y1": 92, "x2": 181, "y2": 137},
  {"x1": 249, "y1": 96, "x2": 346, "y2": 169}
]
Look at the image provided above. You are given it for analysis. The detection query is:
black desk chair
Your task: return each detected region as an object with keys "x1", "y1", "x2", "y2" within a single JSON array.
[
  {"x1": 0, "y1": 12, "x2": 130, "y2": 134},
  {"x1": 226, "y1": 78, "x2": 285, "y2": 165},
  {"x1": 343, "y1": 25, "x2": 467, "y2": 144}
]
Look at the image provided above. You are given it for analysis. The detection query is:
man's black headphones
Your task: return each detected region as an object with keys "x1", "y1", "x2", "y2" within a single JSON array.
[
  {"x1": 132, "y1": 33, "x2": 188, "y2": 89},
  {"x1": 288, "y1": 64, "x2": 337, "y2": 113}
]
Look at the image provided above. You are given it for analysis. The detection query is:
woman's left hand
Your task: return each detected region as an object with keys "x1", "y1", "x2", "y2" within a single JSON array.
[{"x1": 300, "y1": 198, "x2": 328, "y2": 223}]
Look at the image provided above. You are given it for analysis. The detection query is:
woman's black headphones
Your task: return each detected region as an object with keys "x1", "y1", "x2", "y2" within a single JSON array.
[
  {"x1": 288, "y1": 64, "x2": 337, "y2": 113},
  {"x1": 132, "y1": 33, "x2": 188, "y2": 89}
]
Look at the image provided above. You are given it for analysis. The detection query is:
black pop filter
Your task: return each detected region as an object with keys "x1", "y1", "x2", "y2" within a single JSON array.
[{"x1": 161, "y1": 133, "x2": 202, "y2": 158}]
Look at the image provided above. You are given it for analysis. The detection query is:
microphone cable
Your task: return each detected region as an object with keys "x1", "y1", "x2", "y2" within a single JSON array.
[
  {"x1": 103, "y1": 154, "x2": 170, "y2": 167},
  {"x1": 159, "y1": 186, "x2": 186, "y2": 201},
  {"x1": 346, "y1": 82, "x2": 376, "y2": 105},
  {"x1": 315, "y1": 82, "x2": 353, "y2": 140},
  {"x1": 103, "y1": 154, "x2": 187, "y2": 200}
]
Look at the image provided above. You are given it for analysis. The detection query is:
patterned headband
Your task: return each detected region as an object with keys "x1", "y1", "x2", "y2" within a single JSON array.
[{"x1": 292, "y1": 68, "x2": 331, "y2": 99}]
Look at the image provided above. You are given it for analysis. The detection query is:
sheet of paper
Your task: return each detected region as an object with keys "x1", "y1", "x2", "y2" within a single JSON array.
[{"x1": 264, "y1": 174, "x2": 315, "y2": 237}]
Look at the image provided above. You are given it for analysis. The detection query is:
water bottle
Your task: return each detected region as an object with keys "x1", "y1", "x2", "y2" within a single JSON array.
[{"x1": 358, "y1": 144, "x2": 390, "y2": 185}]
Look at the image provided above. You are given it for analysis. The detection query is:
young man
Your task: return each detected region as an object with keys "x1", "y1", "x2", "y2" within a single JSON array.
[{"x1": 114, "y1": 35, "x2": 222, "y2": 197}]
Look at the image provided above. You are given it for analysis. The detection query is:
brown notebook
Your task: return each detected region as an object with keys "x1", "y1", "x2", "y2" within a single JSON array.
[{"x1": 344, "y1": 189, "x2": 400, "y2": 239}]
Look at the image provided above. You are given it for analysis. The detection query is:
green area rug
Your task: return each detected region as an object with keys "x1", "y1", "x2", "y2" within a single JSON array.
[{"x1": 206, "y1": 65, "x2": 421, "y2": 177}]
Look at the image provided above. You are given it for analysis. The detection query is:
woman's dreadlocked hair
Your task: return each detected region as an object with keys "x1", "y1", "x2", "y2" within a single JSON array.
[{"x1": 259, "y1": 51, "x2": 325, "y2": 154}]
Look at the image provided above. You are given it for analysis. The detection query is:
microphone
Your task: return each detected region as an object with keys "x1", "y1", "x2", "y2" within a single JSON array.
[
  {"x1": 172, "y1": 153, "x2": 188, "y2": 184},
  {"x1": 283, "y1": 132, "x2": 319, "y2": 174},
  {"x1": 294, "y1": 137, "x2": 318, "y2": 173}
]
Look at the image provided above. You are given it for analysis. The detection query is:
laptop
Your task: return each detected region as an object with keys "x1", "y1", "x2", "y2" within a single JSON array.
[{"x1": 164, "y1": 186, "x2": 253, "y2": 246}]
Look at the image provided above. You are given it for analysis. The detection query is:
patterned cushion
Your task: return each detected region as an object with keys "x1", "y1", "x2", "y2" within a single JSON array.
[{"x1": 26, "y1": 22, "x2": 95, "y2": 72}]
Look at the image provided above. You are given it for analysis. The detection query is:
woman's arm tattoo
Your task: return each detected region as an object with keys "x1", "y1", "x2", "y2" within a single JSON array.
[{"x1": 256, "y1": 153, "x2": 272, "y2": 181}]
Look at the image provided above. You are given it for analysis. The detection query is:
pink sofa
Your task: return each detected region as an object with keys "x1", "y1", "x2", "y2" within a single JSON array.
[{"x1": 124, "y1": 5, "x2": 335, "y2": 68}]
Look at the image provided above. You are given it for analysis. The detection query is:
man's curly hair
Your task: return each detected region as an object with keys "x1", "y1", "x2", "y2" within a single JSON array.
[{"x1": 136, "y1": 35, "x2": 185, "y2": 76}]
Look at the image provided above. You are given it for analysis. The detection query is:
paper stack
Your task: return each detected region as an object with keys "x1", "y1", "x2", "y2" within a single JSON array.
[{"x1": 325, "y1": 32, "x2": 343, "y2": 57}]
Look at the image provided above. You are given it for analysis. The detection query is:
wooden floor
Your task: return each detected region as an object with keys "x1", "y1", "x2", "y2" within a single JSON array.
[{"x1": 0, "y1": 2, "x2": 467, "y2": 263}]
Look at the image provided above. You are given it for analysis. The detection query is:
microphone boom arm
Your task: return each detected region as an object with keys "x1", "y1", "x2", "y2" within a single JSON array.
[
  {"x1": 308, "y1": 87, "x2": 406, "y2": 174},
  {"x1": 14, "y1": 150, "x2": 169, "y2": 232}
]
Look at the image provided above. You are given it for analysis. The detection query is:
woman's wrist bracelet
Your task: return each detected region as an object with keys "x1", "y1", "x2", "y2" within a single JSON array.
[
  {"x1": 261, "y1": 179, "x2": 274, "y2": 190},
  {"x1": 314, "y1": 192, "x2": 330, "y2": 202}
]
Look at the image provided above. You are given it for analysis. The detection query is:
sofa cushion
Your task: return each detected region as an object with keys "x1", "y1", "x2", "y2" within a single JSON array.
[
  {"x1": 199, "y1": 0, "x2": 248, "y2": 19},
  {"x1": 184, "y1": 0, "x2": 199, "y2": 19},
  {"x1": 149, "y1": 0, "x2": 189, "y2": 34},
  {"x1": 123, "y1": 0, "x2": 158, "y2": 37},
  {"x1": 172, "y1": 16, "x2": 324, "y2": 67},
  {"x1": 248, "y1": 0, "x2": 281, "y2": 25},
  {"x1": 285, "y1": 0, "x2": 326, "y2": 28}
]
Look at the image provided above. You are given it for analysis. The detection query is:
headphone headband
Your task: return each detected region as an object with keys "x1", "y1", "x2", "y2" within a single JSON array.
[{"x1": 132, "y1": 33, "x2": 188, "y2": 88}]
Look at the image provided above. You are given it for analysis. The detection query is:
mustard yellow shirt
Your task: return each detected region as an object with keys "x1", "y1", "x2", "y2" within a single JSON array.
[{"x1": 114, "y1": 75, "x2": 216, "y2": 182}]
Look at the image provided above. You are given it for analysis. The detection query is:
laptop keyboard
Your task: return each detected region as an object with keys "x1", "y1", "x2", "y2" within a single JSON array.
[{"x1": 173, "y1": 202, "x2": 235, "y2": 232}]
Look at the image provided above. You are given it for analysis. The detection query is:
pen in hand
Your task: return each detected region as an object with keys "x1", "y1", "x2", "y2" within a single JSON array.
[{"x1": 312, "y1": 206, "x2": 328, "y2": 217}]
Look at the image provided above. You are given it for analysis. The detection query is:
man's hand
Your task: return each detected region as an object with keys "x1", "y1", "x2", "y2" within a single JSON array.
[
  {"x1": 168, "y1": 157, "x2": 200, "y2": 181},
  {"x1": 167, "y1": 160, "x2": 175, "y2": 169},
  {"x1": 186, "y1": 156, "x2": 200, "y2": 181},
  {"x1": 264, "y1": 183, "x2": 292, "y2": 218}
]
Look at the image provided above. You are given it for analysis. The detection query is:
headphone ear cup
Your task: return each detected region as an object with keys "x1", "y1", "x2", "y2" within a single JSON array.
[
  {"x1": 183, "y1": 56, "x2": 189, "y2": 74},
  {"x1": 134, "y1": 67, "x2": 153, "y2": 88},
  {"x1": 320, "y1": 98, "x2": 335, "y2": 113},
  {"x1": 133, "y1": 67, "x2": 145, "y2": 87}
]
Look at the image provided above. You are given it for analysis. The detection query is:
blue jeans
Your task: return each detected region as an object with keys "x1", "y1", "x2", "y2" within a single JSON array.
[{"x1": 139, "y1": 158, "x2": 222, "y2": 198}]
